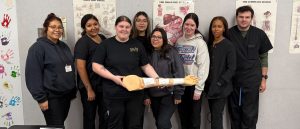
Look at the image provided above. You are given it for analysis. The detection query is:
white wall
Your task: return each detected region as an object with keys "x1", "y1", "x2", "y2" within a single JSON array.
[{"x1": 17, "y1": 0, "x2": 300, "y2": 129}]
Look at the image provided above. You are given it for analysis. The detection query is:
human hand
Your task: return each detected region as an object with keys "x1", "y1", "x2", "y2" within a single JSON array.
[
  {"x1": 113, "y1": 75, "x2": 124, "y2": 87},
  {"x1": 174, "y1": 99, "x2": 181, "y2": 104},
  {"x1": 87, "y1": 88, "x2": 96, "y2": 101},
  {"x1": 39, "y1": 101, "x2": 49, "y2": 111},
  {"x1": 144, "y1": 99, "x2": 151, "y2": 106},
  {"x1": 260, "y1": 79, "x2": 267, "y2": 93},
  {"x1": 193, "y1": 92, "x2": 201, "y2": 100}
]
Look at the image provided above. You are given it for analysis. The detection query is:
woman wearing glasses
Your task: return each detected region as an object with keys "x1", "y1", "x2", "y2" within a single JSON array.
[
  {"x1": 25, "y1": 13, "x2": 77, "y2": 126},
  {"x1": 144, "y1": 27, "x2": 184, "y2": 129}
]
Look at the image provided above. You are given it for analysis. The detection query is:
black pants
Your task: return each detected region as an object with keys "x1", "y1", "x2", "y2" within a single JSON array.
[
  {"x1": 80, "y1": 88, "x2": 106, "y2": 129},
  {"x1": 178, "y1": 87, "x2": 202, "y2": 129},
  {"x1": 104, "y1": 95, "x2": 144, "y2": 129},
  {"x1": 150, "y1": 94, "x2": 177, "y2": 129},
  {"x1": 228, "y1": 86, "x2": 259, "y2": 129},
  {"x1": 208, "y1": 98, "x2": 226, "y2": 129},
  {"x1": 42, "y1": 97, "x2": 71, "y2": 126}
]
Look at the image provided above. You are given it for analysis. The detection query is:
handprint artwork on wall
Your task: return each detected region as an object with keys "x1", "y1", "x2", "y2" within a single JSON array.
[
  {"x1": 0, "y1": 96, "x2": 8, "y2": 108},
  {"x1": 1, "y1": 14, "x2": 11, "y2": 28},
  {"x1": 0, "y1": 64, "x2": 7, "y2": 78},
  {"x1": 2, "y1": 81, "x2": 13, "y2": 93},
  {"x1": 8, "y1": 96, "x2": 21, "y2": 107},
  {"x1": 1, "y1": 49, "x2": 14, "y2": 64},
  {"x1": 10, "y1": 65, "x2": 20, "y2": 78},
  {"x1": 0, "y1": 31, "x2": 11, "y2": 46},
  {"x1": 1, "y1": 112, "x2": 14, "y2": 127}
]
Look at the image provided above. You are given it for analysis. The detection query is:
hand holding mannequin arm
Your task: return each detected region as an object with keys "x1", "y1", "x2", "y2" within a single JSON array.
[{"x1": 92, "y1": 62, "x2": 124, "y2": 86}]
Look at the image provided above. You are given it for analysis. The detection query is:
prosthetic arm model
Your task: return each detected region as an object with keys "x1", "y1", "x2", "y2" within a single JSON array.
[{"x1": 122, "y1": 75, "x2": 198, "y2": 91}]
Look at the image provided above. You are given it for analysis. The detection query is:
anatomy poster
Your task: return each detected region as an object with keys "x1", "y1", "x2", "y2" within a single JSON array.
[
  {"x1": 289, "y1": 0, "x2": 300, "y2": 54},
  {"x1": 0, "y1": 0, "x2": 24, "y2": 127},
  {"x1": 153, "y1": 0, "x2": 194, "y2": 45},
  {"x1": 236, "y1": 0, "x2": 277, "y2": 53},
  {"x1": 73, "y1": 0, "x2": 116, "y2": 41}
]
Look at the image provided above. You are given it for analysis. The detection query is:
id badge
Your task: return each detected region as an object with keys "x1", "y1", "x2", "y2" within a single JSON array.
[{"x1": 65, "y1": 65, "x2": 72, "y2": 72}]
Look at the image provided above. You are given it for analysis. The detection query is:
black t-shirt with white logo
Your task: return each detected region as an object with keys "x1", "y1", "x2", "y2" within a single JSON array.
[{"x1": 92, "y1": 37, "x2": 148, "y2": 99}]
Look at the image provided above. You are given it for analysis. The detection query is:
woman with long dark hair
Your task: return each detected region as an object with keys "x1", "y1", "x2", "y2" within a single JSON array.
[
  {"x1": 74, "y1": 14, "x2": 106, "y2": 129},
  {"x1": 145, "y1": 27, "x2": 184, "y2": 129}
]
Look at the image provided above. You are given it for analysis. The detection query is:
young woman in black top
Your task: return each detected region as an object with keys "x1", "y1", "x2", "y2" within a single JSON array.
[
  {"x1": 74, "y1": 14, "x2": 106, "y2": 129},
  {"x1": 145, "y1": 27, "x2": 185, "y2": 129},
  {"x1": 205, "y1": 16, "x2": 236, "y2": 129},
  {"x1": 25, "y1": 13, "x2": 76, "y2": 126},
  {"x1": 131, "y1": 11, "x2": 152, "y2": 55},
  {"x1": 92, "y1": 16, "x2": 159, "y2": 129}
]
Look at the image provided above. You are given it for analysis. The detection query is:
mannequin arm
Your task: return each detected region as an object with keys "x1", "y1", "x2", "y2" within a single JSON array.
[{"x1": 122, "y1": 75, "x2": 198, "y2": 91}]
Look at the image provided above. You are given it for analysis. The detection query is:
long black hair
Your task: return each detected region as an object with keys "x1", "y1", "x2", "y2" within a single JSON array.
[
  {"x1": 150, "y1": 27, "x2": 171, "y2": 58},
  {"x1": 80, "y1": 14, "x2": 99, "y2": 36},
  {"x1": 208, "y1": 16, "x2": 228, "y2": 46},
  {"x1": 131, "y1": 11, "x2": 151, "y2": 38}
]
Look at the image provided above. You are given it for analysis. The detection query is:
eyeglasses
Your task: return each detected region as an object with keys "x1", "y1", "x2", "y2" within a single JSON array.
[
  {"x1": 151, "y1": 35, "x2": 162, "y2": 40},
  {"x1": 48, "y1": 25, "x2": 64, "y2": 30}
]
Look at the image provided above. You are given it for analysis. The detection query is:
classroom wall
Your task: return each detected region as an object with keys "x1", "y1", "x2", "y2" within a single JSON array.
[{"x1": 16, "y1": 0, "x2": 300, "y2": 129}]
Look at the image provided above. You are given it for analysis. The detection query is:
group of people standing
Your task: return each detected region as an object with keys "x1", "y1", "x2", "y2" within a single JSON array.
[{"x1": 25, "y1": 5, "x2": 272, "y2": 129}]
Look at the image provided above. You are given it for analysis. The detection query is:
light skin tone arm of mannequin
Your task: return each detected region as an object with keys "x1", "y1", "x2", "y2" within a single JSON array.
[
  {"x1": 260, "y1": 67, "x2": 268, "y2": 93},
  {"x1": 92, "y1": 62, "x2": 124, "y2": 86}
]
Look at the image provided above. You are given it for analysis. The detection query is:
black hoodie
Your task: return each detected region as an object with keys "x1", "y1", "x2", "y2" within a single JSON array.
[{"x1": 25, "y1": 37, "x2": 76, "y2": 103}]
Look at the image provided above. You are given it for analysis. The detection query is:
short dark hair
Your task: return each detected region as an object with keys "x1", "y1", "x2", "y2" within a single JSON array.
[
  {"x1": 115, "y1": 15, "x2": 131, "y2": 26},
  {"x1": 80, "y1": 14, "x2": 99, "y2": 36},
  {"x1": 42, "y1": 13, "x2": 63, "y2": 36},
  {"x1": 236, "y1": 5, "x2": 254, "y2": 18}
]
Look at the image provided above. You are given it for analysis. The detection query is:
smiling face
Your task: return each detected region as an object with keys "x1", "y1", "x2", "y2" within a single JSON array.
[
  {"x1": 115, "y1": 21, "x2": 132, "y2": 41},
  {"x1": 151, "y1": 31, "x2": 163, "y2": 49},
  {"x1": 46, "y1": 20, "x2": 63, "y2": 43},
  {"x1": 183, "y1": 18, "x2": 197, "y2": 38},
  {"x1": 135, "y1": 15, "x2": 148, "y2": 34},
  {"x1": 236, "y1": 11, "x2": 252, "y2": 30},
  {"x1": 85, "y1": 18, "x2": 100, "y2": 37},
  {"x1": 211, "y1": 19, "x2": 225, "y2": 39}
]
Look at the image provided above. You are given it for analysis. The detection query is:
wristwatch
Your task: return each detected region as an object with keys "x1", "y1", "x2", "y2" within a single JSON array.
[{"x1": 262, "y1": 75, "x2": 268, "y2": 79}]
